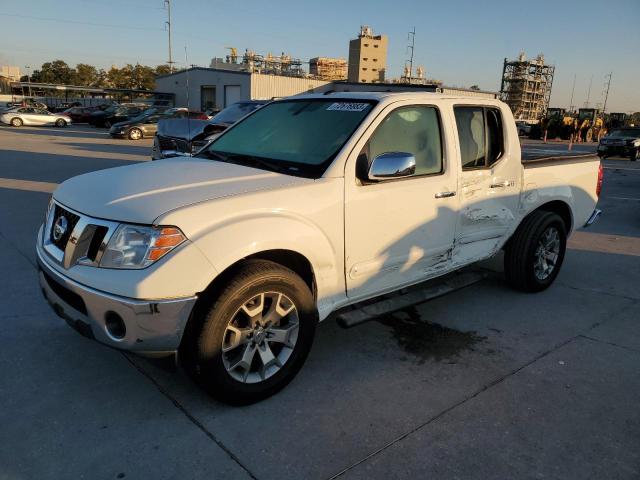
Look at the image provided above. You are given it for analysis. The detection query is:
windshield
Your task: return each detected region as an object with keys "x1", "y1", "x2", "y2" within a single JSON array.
[
  {"x1": 201, "y1": 99, "x2": 375, "y2": 178},
  {"x1": 609, "y1": 129, "x2": 640, "y2": 137},
  {"x1": 210, "y1": 102, "x2": 265, "y2": 125}
]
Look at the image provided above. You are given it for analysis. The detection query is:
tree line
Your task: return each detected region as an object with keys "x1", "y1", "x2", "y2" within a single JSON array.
[{"x1": 21, "y1": 60, "x2": 175, "y2": 90}]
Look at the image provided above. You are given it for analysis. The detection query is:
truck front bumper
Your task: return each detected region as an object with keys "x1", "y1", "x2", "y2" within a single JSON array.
[{"x1": 37, "y1": 243, "x2": 197, "y2": 356}]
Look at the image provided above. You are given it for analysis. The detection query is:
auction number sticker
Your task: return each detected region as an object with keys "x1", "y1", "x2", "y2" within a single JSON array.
[{"x1": 327, "y1": 102, "x2": 369, "y2": 112}]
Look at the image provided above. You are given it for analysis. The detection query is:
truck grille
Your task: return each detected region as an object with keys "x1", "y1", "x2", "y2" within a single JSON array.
[
  {"x1": 43, "y1": 202, "x2": 118, "y2": 269},
  {"x1": 49, "y1": 205, "x2": 80, "y2": 250}
]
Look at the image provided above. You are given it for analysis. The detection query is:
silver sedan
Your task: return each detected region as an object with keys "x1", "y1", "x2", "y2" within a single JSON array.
[{"x1": 0, "y1": 107, "x2": 72, "y2": 127}]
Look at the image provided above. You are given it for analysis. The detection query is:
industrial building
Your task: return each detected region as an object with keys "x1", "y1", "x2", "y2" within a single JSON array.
[
  {"x1": 500, "y1": 52, "x2": 555, "y2": 122},
  {"x1": 209, "y1": 48, "x2": 304, "y2": 77},
  {"x1": 154, "y1": 67, "x2": 332, "y2": 111},
  {"x1": 348, "y1": 26, "x2": 388, "y2": 83},
  {"x1": 309, "y1": 57, "x2": 348, "y2": 81}
]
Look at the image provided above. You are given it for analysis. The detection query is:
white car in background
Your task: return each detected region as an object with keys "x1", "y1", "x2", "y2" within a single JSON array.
[{"x1": 0, "y1": 107, "x2": 71, "y2": 127}]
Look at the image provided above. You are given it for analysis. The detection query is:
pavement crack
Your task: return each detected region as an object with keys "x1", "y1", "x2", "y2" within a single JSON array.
[
  {"x1": 578, "y1": 334, "x2": 640, "y2": 354},
  {"x1": 121, "y1": 353, "x2": 259, "y2": 480},
  {"x1": 326, "y1": 335, "x2": 580, "y2": 479},
  {"x1": 557, "y1": 282, "x2": 640, "y2": 302}
]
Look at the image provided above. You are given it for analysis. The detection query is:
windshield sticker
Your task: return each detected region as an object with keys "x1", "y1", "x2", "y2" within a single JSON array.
[{"x1": 327, "y1": 102, "x2": 369, "y2": 112}]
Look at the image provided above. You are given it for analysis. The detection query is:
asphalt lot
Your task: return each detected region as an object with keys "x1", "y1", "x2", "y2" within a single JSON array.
[{"x1": 1, "y1": 124, "x2": 639, "y2": 480}]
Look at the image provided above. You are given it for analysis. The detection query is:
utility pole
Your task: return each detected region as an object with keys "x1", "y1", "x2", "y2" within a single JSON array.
[
  {"x1": 165, "y1": 0, "x2": 174, "y2": 73},
  {"x1": 602, "y1": 72, "x2": 612, "y2": 114},
  {"x1": 568, "y1": 73, "x2": 576, "y2": 113},
  {"x1": 584, "y1": 75, "x2": 593, "y2": 108},
  {"x1": 404, "y1": 27, "x2": 416, "y2": 84}
]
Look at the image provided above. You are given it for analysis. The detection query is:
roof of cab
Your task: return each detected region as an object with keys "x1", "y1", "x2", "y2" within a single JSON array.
[{"x1": 288, "y1": 91, "x2": 502, "y2": 103}]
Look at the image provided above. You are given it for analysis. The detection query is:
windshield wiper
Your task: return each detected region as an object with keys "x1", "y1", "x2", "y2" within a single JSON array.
[
  {"x1": 197, "y1": 150, "x2": 231, "y2": 163},
  {"x1": 219, "y1": 152, "x2": 298, "y2": 175}
]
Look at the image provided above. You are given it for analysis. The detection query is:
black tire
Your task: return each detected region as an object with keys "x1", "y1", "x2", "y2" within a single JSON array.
[
  {"x1": 128, "y1": 128, "x2": 142, "y2": 140},
  {"x1": 504, "y1": 210, "x2": 567, "y2": 292},
  {"x1": 104, "y1": 120, "x2": 112, "y2": 128},
  {"x1": 183, "y1": 260, "x2": 317, "y2": 405},
  {"x1": 55, "y1": 118, "x2": 66, "y2": 127},
  {"x1": 10, "y1": 117, "x2": 23, "y2": 127},
  {"x1": 631, "y1": 148, "x2": 639, "y2": 162}
]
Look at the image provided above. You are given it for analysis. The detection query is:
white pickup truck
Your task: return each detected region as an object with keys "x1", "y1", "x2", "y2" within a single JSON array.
[{"x1": 37, "y1": 93, "x2": 603, "y2": 404}]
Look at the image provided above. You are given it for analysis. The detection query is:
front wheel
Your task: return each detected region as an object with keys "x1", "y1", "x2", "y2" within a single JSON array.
[
  {"x1": 103, "y1": 120, "x2": 112, "y2": 128},
  {"x1": 504, "y1": 211, "x2": 567, "y2": 292},
  {"x1": 128, "y1": 128, "x2": 142, "y2": 140},
  {"x1": 183, "y1": 260, "x2": 317, "y2": 405},
  {"x1": 10, "y1": 117, "x2": 23, "y2": 127},
  {"x1": 55, "y1": 118, "x2": 67, "y2": 127},
  {"x1": 631, "y1": 148, "x2": 639, "y2": 162}
]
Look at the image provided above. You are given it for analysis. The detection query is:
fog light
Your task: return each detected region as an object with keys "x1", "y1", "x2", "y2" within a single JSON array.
[{"x1": 105, "y1": 311, "x2": 126, "y2": 339}]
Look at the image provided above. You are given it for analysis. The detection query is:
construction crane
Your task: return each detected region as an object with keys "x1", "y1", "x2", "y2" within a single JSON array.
[{"x1": 225, "y1": 47, "x2": 238, "y2": 64}]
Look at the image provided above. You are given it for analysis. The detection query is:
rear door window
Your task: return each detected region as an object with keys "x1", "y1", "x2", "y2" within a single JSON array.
[{"x1": 454, "y1": 106, "x2": 504, "y2": 169}]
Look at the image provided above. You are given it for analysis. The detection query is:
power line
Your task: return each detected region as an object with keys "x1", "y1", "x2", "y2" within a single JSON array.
[{"x1": 0, "y1": 13, "x2": 164, "y2": 31}]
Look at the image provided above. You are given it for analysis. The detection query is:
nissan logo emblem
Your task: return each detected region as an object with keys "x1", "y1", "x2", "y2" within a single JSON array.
[{"x1": 53, "y1": 215, "x2": 68, "y2": 241}]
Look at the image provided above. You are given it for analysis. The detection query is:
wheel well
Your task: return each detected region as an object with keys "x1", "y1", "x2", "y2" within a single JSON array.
[
  {"x1": 198, "y1": 249, "x2": 316, "y2": 302},
  {"x1": 179, "y1": 249, "x2": 317, "y2": 355},
  {"x1": 534, "y1": 200, "x2": 573, "y2": 232}
]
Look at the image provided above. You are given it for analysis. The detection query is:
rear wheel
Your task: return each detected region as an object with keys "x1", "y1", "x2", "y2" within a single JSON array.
[
  {"x1": 55, "y1": 118, "x2": 66, "y2": 127},
  {"x1": 10, "y1": 117, "x2": 23, "y2": 127},
  {"x1": 504, "y1": 210, "x2": 567, "y2": 292},
  {"x1": 183, "y1": 260, "x2": 317, "y2": 405},
  {"x1": 128, "y1": 128, "x2": 142, "y2": 140},
  {"x1": 104, "y1": 120, "x2": 112, "y2": 128}
]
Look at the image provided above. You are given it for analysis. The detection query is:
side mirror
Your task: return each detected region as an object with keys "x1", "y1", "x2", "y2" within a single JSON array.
[{"x1": 368, "y1": 152, "x2": 416, "y2": 181}]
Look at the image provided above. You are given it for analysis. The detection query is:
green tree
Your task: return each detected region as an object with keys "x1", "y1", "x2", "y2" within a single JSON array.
[
  {"x1": 155, "y1": 64, "x2": 172, "y2": 76},
  {"x1": 37, "y1": 60, "x2": 76, "y2": 84},
  {"x1": 105, "y1": 64, "x2": 132, "y2": 89},
  {"x1": 131, "y1": 64, "x2": 156, "y2": 90},
  {"x1": 75, "y1": 63, "x2": 101, "y2": 87}
]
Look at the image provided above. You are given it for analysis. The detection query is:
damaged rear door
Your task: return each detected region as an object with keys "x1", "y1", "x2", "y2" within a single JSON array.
[{"x1": 452, "y1": 105, "x2": 521, "y2": 263}]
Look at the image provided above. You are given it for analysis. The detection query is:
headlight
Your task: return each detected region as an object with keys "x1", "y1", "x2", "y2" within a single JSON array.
[
  {"x1": 44, "y1": 196, "x2": 54, "y2": 223},
  {"x1": 100, "y1": 224, "x2": 186, "y2": 269}
]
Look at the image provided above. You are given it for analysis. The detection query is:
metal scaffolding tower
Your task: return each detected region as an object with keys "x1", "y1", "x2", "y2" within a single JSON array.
[{"x1": 499, "y1": 52, "x2": 555, "y2": 122}]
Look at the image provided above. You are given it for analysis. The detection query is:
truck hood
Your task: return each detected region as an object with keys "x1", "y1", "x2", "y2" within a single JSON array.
[{"x1": 53, "y1": 157, "x2": 312, "y2": 224}]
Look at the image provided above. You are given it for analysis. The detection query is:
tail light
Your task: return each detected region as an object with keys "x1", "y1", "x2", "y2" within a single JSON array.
[{"x1": 596, "y1": 162, "x2": 603, "y2": 197}]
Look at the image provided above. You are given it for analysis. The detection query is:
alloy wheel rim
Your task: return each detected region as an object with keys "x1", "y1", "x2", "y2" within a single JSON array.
[
  {"x1": 534, "y1": 226, "x2": 560, "y2": 280},
  {"x1": 130, "y1": 129, "x2": 141, "y2": 139},
  {"x1": 221, "y1": 291, "x2": 299, "y2": 384}
]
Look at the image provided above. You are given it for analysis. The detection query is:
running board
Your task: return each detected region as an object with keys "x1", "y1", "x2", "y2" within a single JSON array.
[{"x1": 336, "y1": 271, "x2": 487, "y2": 329}]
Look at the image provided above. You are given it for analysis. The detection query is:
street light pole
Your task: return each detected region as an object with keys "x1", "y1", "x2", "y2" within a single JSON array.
[
  {"x1": 165, "y1": 0, "x2": 174, "y2": 73},
  {"x1": 24, "y1": 65, "x2": 32, "y2": 98}
]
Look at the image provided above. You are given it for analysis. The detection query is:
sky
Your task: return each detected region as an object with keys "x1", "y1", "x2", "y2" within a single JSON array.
[{"x1": 1, "y1": 0, "x2": 639, "y2": 112}]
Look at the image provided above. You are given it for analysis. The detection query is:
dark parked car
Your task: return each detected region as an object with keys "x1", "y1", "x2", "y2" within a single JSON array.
[
  {"x1": 88, "y1": 103, "x2": 148, "y2": 128},
  {"x1": 61, "y1": 106, "x2": 99, "y2": 123},
  {"x1": 598, "y1": 127, "x2": 640, "y2": 161},
  {"x1": 109, "y1": 108, "x2": 208, "y2": 140},
  {"x1": 152, "y1": 100, "x2": 269, "y2": 159}
]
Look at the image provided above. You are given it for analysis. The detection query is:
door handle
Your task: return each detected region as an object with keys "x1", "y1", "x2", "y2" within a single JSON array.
[
  {"x1": 435, "y1": 191, "x2": 456, "y2": 198},
  {"x1": 490, "y1": 180, "x2": 514, "y2": 188}
]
